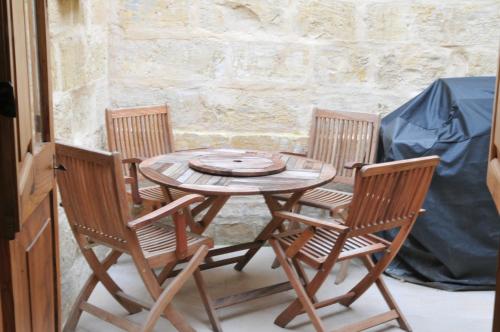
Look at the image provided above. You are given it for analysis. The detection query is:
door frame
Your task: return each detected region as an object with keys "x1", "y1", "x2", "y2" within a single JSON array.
[
  {"x1": 0, "y1": 0, "x2": 60, "y2": 330},
  {"x1": 490, "y1": 48, "x2": 500, "y2": 332}
]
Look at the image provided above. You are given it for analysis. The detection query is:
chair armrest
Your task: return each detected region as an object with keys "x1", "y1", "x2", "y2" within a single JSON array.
[
  {"x1": 274, "y1": 211, "x2": 349, "y2": 233},
  {"x1": 124, "y1": 176, "x2": 135, "y2": 185},
  {"x1": 279, "y1": 151, "x2": 307, "y2": 157},
  {"x1": 330, "y1": 201, "x2": 351, "y2": 216},
  {"x1": 128, "y1": 194, "x2": 205, "y2": 230},
  {"x1": 344, "y1": 161, "x2": 367, "y2": 170},
  {"x1": 122, "y1": 157, "x2": 145, "y2": 164},
  {"x1": 122, "y1": 159, "x2": 142, "y2": 204}
]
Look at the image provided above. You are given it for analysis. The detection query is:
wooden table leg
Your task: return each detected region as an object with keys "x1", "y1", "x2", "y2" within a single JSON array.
[
  {"x1": 165, "y1": 191, "x2": 304, "y2": 276},
  {"x1": 164, "y1": 191, "x2": 315, "y2": 310},
  {"x1": 234, "y1": 191, "x2": 305, "y2": 271},
  {"x1": 174, "y1": 194, "x2": 229, "y2": 235}
]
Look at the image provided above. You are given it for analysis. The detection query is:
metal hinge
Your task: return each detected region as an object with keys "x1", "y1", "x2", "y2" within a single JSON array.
[{"x1": 0, "y1": 81, "x2": 16, "y2": 118}]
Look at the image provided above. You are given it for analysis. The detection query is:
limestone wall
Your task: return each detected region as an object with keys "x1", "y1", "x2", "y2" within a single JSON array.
[
  {"x1": 48, "y1": 0, "x2": 110, "y2": 319},
  {"x1": 50, "y1": 0, "x2": 109, "y2": 147},
  {"x1": 108, "y1": 0, "x2": 500, "y2": 152}
]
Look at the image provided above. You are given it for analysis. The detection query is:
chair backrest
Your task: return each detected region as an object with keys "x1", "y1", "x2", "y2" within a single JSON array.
[
  {"x1": 56, "y1": 143, "x2": 131, "y2": 250},
  {"x1": 345, "y1": 156, "x2": 440, "y2": 236},
  {"x1": 106, "y1": 105, "x2": 175, "y2": 161},
  {"x1": 307, "y1": 108, "x2": 380, "y2": 185}
]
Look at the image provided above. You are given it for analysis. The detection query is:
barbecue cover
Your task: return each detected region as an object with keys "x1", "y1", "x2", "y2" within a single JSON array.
[{"x1": 378, "y1": 77, "x2": 500, "y2": 290}]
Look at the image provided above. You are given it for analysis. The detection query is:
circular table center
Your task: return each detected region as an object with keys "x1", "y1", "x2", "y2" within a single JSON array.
[{"x1": 188, "y1": 150, "x2": 286, "y2": 177}]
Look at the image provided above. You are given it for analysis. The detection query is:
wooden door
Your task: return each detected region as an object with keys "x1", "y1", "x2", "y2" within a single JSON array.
[
  {"x1": 487, "y1": 50, "x2": 500, "y2": 332},
  {"x1": 0, "y1": 0, "x2": 60, "y2": 331}
]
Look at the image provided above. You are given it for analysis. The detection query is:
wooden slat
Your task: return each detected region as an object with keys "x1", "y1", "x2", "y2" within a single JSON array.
[
  {"x1": 274, "y1": 187, "x2": 352, "y2": 213},
  {"x1": 80, "y1": 302, "x2": 140, "y2": 332},
  {"x1": 307, "y1": 108, "x2": 380, "y2": 185},
  {"x1": 105, "y1": 105, "x2": 178, "y2": 205},
  {"x1": 206, "y1": 241, "x2": 262, "y2": 257},
  {"x1": 295, "y1": 292, "x2": 355, "y2": 314},
  {"x1": 276, "y1": 227, "x2": 388, "y2": 266},
  {"x1": 331, "y1": 310, "x2": 399, "y2": 332},
  {"x1": 346, "y1": 156, "x2": 439, "y2": 233},
  {"x1": 213, "y1": 282, "x2": 292, "y2": 309},
  {"x1": 165, "y1": 255, "x2": 246, "y2": 278},
  {"x1": 116, "y1": 291, "x2": 153, "y2": 311},
  {"x1": 11, "y1": 0, "x2": 32, "y2": 161}
]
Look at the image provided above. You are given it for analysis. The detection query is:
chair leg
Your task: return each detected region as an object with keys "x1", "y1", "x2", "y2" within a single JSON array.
[
  {"x1": 139, "y1": 245, "x2": 209, "y2": 332},
  {"x1": 270, "y1": 239, "x2": 326, "y2": 332},
  {"x1": 331, "y1": 207, "x2": 350, "y2": 285},
  {"x1": 339, "y1": 226, "x2": 413, "y2": 308},
  {"x1": 236, "y1": 192, "x2": 304, "y2": 271},
  {"x1": 274, "y1": 260, "x2": 334, "y2": 328},
  {"x1": 80, "y1": 247, "x2": 142, "y2": 315},
  {"x1": 156, "y1": 261, "x2": 177, "y2": 285},
  {"x1": 361, "y1": 256, "x2": 412, "y2": 332},
  {"x1": 291, "y1": 258, "x2": 317, "y2": 303},
  {"x1": 63, "y1": 250, "x2": 123, "y2": 332},
  {"x1": 193, "y1": 269, "x2": 223, "y2": 332},
  {"x1": 273, "y1": 230, "x2": 346, "y2": 329},
  {"x1": 334, "y1": 260, "x2": 350, "y2": 284},
  {"x1": 271, "y1": 204, "x2": 302, "y2": 269}
]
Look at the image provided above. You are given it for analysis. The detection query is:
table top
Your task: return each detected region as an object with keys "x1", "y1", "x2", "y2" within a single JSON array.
[
  {"x1": 139, "y1": 148, "x2": 336, "y2": 196},
  {"x1": 188, "y1": 150, "x2": 286, "y2": 177}
]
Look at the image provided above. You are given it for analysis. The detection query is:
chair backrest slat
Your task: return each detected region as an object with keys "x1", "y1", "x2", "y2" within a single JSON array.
[
  {"x1": 345, "y1": 156, "x2": 439, "y2": 236},
  {"x1": 106, "y1": 105, "x2": 175, "y2": 161},
  {"x1": 56, "y1": 143, "x2": 131, "y2": 249},
  {"x1": 307, "y1": 108, "x2": 380, "y2": 185}
]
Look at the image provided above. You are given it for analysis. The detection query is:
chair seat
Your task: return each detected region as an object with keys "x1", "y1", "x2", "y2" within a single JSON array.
[
  {"x1": 275, "y1": 228, "x2": 388, "y2": 269},
  {"x1": 138, "y1": 185, "x2": 189, "y2": 203},
  {"x1": 275, "y1": 187, "x2": 352, "y2": 213},
  {"x1": 136, "y1": 222, "x2": 213, "y2": 268}
]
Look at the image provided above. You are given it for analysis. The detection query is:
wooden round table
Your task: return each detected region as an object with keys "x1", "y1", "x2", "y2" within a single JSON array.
[
  {"x1": 140, "y1": 148, "x2": 336, "y2": 196},
  {"x1": 139, "y1": 148, "x2": 336, "y2": 309}
]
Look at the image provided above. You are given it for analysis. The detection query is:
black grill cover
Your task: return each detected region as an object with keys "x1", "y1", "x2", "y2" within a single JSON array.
[{"x1": 378, "y1": 77, "x2": 500, "y2": 290}]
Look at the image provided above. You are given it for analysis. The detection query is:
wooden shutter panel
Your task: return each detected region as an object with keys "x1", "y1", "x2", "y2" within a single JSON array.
[
  {"x1": 487, "y1": 46, "x2": 500, "y2": 332},
  {"x1": 487, "y1": 50, "x2": 500, "y2": 213}
]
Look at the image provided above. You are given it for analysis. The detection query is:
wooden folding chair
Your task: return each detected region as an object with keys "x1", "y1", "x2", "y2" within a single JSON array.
[
  {"x1": 106, "y1": 105, "x2": 188, "y2": 210},
  {"x1": 269, "y1": 156, "x2": 439, "y2": 332},
  {"x1": 273, "y1": 108, "x2": 381, "y2": 282},
  {"x1": 276, "y1": 108, "x2": 380, "y2": 215},
  {"x1": 56, "y1": 143, "x2": 221, "y2": 332}
]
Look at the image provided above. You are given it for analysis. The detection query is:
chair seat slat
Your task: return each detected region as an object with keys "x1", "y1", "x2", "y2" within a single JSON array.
[{"x1": 276, "y1": 227, "x2": 389, "y2": 267}]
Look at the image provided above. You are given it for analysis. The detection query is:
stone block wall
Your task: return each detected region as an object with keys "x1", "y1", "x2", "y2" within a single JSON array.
[
  {"x1": 50, "y1": 0, "x2": 109, "y2": 147},
  {"x1": 108, "y1": 0, "x2": 500, "y2": 152},
  {"x1": 48, "y1": 0, "x2": 500, "y2": 321},
  {"x1": 48, "y1": 0, "x2": 110, "y2": 319}
]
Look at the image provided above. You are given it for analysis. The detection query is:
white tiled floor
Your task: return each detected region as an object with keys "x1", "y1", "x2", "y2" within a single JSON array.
[{"x1": 74, "y1": 248, "x2": 494, "y2": 331}]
